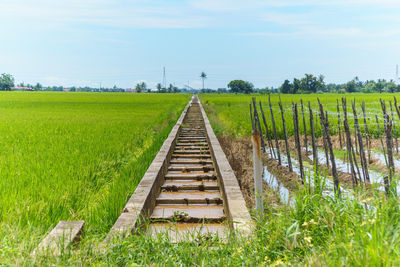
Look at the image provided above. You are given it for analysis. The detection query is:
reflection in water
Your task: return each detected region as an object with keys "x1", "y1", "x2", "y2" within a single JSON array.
[{"x1": 263, "y1": 166, "x2": 294, "y2": 205}]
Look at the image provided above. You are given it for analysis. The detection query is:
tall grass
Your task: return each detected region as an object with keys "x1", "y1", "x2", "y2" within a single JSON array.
[
  {"x1": 6, "y1": 186, "x2": 400, "y2": 265},
  {"x1": 0, "y1": 92, "x2": 190, "y2": 258}
]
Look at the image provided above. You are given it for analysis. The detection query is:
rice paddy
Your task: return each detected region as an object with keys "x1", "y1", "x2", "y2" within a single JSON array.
[{"x1": 0, "y1": 92, "x2": 190, "y2": 259}]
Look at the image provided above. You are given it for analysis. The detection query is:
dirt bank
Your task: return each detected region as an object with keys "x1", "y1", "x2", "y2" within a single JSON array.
[{"x1": 217, "y1": 135, "x2": 282, "y2": 210}]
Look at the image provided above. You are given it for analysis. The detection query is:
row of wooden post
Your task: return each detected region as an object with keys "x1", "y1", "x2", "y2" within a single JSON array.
[{"x1": 251, "y1": 95, "x2": 400, "y2": 198}]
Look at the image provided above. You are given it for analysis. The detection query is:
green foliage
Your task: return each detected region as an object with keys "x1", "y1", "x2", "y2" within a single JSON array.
[
  {"x1": 0, "y1": 73, "x2": 15, "y2": 91},
  {"x1": 200, "y1": 71, "x2": 207, "y2": 89},
  {"x1": 135, "y1": 82, "x2": 147, "y2": 93},
  {"x1": 0, "y1": 92, "x2": 190, "y2": 255},
  {"x1": 280, "y1": 79, "x2": 292, "y2": 94},
  {"x1": 200, "y1": 93, "x2": 400, "y2": 138},
  {"x1": 227, "y1": 80, "x2": 254, "y2": 94},
  {"x1": 280, "y1": 74, "x2": 326, "y2": 94},
  {"x1": 4, "y1": 187, "x2": 400, "y2": 265}
]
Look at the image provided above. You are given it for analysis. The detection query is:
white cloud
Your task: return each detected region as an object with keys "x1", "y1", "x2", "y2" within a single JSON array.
[
  {"x1": 0, "y1": 0, "x2": 209, "y2": 29},
  {"x1": 260, "y1": 12, "x2": 311, "y2": 26}
]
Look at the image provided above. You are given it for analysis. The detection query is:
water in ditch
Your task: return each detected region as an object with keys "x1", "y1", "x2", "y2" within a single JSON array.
[{"x1": 263, "y1": 166, "x2": 294, "y2": 205}]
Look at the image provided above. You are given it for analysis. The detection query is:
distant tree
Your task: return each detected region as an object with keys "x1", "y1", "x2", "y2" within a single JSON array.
[
  {"x1": 387, "y1": 81, "x2": 397, "y2": 93},
  {"x1": 70, "y1": 86, "x2": 76, "y2": 92},
  {"x1": 345, "y1": 80, "x2": 356, "y2": 93},
  {"x1": 156, "y1": 83, "x2": 162, "y2": 93},
  {"x1": 200, "y1": 72, "x2": 207, "y2": 89},
  {"x1": 140, "y1": 82, "x2": 147, "y2": 91},
  {"x1": 34, "y1": 83, "x2": 42, "y2": 91},
  {"x1": 292, "y1": 78, "x2": 301, "y2": 94},
  {"x1": 0, "y1": 73, "x2": 15, "y2": 91},
  {"x1": 376, "y1": 79, "x2": 386, "y2": 93},
  {"x1": 135, "y1": 83, "x2": 142, "y2": 93},
  {"x1": 362, "y1": 81, "x2": 376, "y2": 93},
  {"x1": 318, "y1": 75, "x2": 326, "y2": 92},
  {"x1": 168, "y1": 83, "x2": 173, "y2": 93},
  {"x1": 280, "y1": 79, "x2": 292, "y2": 94},
  {"x1": 227, "y1": 80, "x2": 254, "y2": 94},
  {"x1": 299, "y1": 74, "x2": 324, "y2": 93},
  {"x1": 134, "y1": 82, "x2": 147, "y2": 93}
]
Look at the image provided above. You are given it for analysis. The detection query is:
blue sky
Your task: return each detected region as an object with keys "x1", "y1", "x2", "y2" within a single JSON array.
[{"x1": 1, "y1": 0, "x2": 400, "y2": 89}]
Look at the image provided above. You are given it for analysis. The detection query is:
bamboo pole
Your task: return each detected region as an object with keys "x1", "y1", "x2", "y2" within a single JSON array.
[
  {"x1": 252, "y1": 98, "x2": 265, "y2": 152},
  {"x1": 381, "y1": 99, "x2": 395, "y2": 196},
  {"x1": 318, "y1": 99, "x2": 340, "y2": 195},
  {"x1": 361, "y1": 101, "x2": 371, "y2": 164},
  {"x1": 269, "y1": 94, "x2": 281, "y2": 165},
  {"x1": 309, "y1": 102, "x2": 318, "y2": 172},
  {"x1": 318, "y1": 102, "x2": 330, "y2": 168},
  {"x1": 279, "y1": 96, "x2": 292, "y2": 172},
  {"x1": 375, "y1": 114, "x2": 388, "y2": 168},
  {"x1": 337, "y1": 99, "x2": 343, "y2": 148},
  {"x1": 342, "y1": 97, "x2": 358, "y2": 187},
  {"x1": 390, "y1": 101, "x2": 399, "y2": 154},
  {"x1": 293, "y1": 102, "x2": 304, "y2": 183},
  {"x1": 301, "y1": 99, "x2": 308, "y2": 152},
  {"x1": 259, "y1": 101, "x2": 276, "y2": 158},
  {"x1": 250, "y1": 103, "x2": 255, "y2": 130},
  {"x1": 352, "y1": 100, "x2": 370, "y2": 182}
]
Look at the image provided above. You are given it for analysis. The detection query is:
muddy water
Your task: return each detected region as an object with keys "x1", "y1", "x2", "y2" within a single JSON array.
[
  {"x1": 373, "y1": 152, "x2": 400, "y2": 170},
  {"x1": 263, "y1": 166, "x2": 294, "y2": 205}
]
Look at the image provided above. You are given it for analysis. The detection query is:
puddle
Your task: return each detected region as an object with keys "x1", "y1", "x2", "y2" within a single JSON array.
[
  {"x1": 279, "y1": 153, "x2": 339, "y2": 198},
  {"x1": 372, "y1": 152, "x2": 400, "y2": 170},
  {"x1": 308, "y1": 149, "x2": 383, "y2": 186},
  {"x1": 263, "y1": 166, "x2": 294, "y2": 205}
]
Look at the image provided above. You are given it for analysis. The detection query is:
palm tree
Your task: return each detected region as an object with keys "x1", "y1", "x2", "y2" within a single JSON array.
[{"x1": 200, "y1": 72, "x2": 207, "y2": 89}]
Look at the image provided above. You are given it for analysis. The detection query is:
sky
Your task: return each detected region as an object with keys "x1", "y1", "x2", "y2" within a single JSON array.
[{"x1": 1, "y1": 0, "x2": 400, "y2": 89}]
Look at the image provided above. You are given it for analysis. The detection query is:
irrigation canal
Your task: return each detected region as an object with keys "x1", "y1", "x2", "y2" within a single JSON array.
[{"x1": 34, "y1": 95, "x2": 252, "y2": 255}]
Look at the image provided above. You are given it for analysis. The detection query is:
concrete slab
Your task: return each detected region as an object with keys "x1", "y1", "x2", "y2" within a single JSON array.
[
  {"x1": 33, "y1": 221, "x2": 85, "y2": 256},
  {"x1": 197, "y1": 98, "x2": 253, "y2": 235}
]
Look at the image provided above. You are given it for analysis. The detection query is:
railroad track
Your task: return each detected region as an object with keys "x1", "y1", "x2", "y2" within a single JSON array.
[{"x1": 34, "y1": 95, "x2": 251, "y2": 254}]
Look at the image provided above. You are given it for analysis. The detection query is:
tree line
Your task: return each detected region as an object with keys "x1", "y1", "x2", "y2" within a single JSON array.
[
  {"x1": 3, "y1": 71, "x2": 400, "y2": 94},
  {"x1": 279, "y1": 74, "x2": 400, "y2": 94}
]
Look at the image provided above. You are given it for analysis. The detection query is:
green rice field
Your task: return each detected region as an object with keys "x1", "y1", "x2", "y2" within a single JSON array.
[
  {"x1": 3, "y1": 92, "x2": 400, "y2": 266},
  {"x1": 0, "y1": 92, "x2": 190, "y2": 259},
  {"x1": 200, "y1": 93, "x2": 400, "y2": 138}
]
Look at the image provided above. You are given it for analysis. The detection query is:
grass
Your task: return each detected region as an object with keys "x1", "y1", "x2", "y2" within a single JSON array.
[
  {"x1": 7, "y1": 186, "x2": 400, "y2": 266},
  {"x1": 196, "y1": 93, "x2": 400, "y2": 266},
  {"x1": 200, "y1": 93, "x2": 400, "y2": 139},
  {"x1": 3, "y1": 92, "x2": 400, "y2": 265},
  {"x1": 0, "y1": 92, "x2": 190, "y2": 262}
]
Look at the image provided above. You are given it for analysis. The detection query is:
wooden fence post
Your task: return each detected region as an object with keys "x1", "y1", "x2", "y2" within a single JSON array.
[
  {"x1": 341, "y1": 98, "x2": 357, "y2": 187},
  {"x1": 293, "y1": 102, "x2": 304, "y2": 183},
  {"x1": 319, "y1": 98, "x2": 340, "y2": 195},
  {"x1": 376, "y1": 114, "x2": 388, "y2": 168},
  {"x1": 390, "y1": 101, "x2": 399, "y2": 154},
  {"x1": 352, "y1": 100, "x2": 370, "y2": 183},
  {"x1": 381, "y1": 99, "x2": 394, "y2": 196},
  {"x1": 301, "y1": 99, "x2": 308, "y2": 152},
  {"x1": 279, "y1": 96, "x2": 293, "y2": 172},
  {"x1": 309, "y1": 102, "x2": 318, "y2": 172},
  {"x1": 337, "y1": 99, "x2": 343, "y2": 148},
  {"x1": 259, "y1": 101, "x2": 275, "y2": 158},
  {"x1": 269, "y1": 94, "x2": 281, "y2": 165}
]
